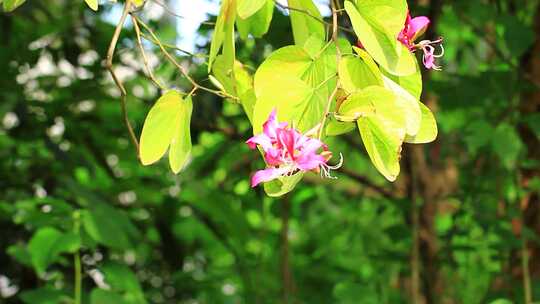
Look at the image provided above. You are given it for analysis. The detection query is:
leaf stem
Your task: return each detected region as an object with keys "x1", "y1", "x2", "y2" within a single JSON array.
[
  {"x1": 317, "y1": 0, "x2": 341, "y2": 140},
  {"x1": 131, "y1": 14, "x2": 167, "y2": 91},
  {"x1": 73, "y1": 210, "x2": 82, "y2": 304},
  {"x1": 134, "y1": 16, "x2": 239, "y2": 101},
  {"x1": 105, "y1": 0, "x2": 140, "y2": 154}
]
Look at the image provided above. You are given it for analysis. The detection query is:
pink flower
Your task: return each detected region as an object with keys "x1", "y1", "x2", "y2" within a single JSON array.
[
  {"x1": 356, "y1": 12, "x2": 444, "y2": 71},
  {"x1": 246, "y1": 109, "x2": 342, "y2": 188},
  {"x1": 398, "y1": 13, "x2": 444, "y2": 70}
]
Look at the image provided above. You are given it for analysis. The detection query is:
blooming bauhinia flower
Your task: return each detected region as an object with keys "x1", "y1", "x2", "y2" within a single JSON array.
[
  {"x1": 356, "y1": 12, "x2": 444, "y2": 70},
  {"x1": 398, "y1": 13, "x2": 444, "y2": 70},
  {"x1": 246, "y1": 109, "x2": 342, "y2": 188}
]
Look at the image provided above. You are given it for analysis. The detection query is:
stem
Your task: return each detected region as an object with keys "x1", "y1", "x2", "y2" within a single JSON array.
[
  {"x1": 317, "y1": 0, "x2": 341, "y2": 140},
  {"x1": 280, "y1": 195, "x2": 294, "y2": 303},
  {"x1": 521, "y1": 219, "x2": 532, "y2": 304},
  {"x1": 134, "y1": 16, "x2": 239, "y2": 101},
  {"x1": 131, "y1": 14, "x2": 166, "y2": 91},
  {"x1": 73, "y1": 210, "x2": 82, "y2": 304},
  {"x1": 105, "y1": 0, "x2": 140, "y2": 154},
  {"x1": 74, "y1": 252, "x2": 82, "y2": 304}
]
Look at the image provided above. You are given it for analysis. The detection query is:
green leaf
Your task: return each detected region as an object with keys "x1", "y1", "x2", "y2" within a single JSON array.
[
  {"x1": 139, "y1": 90, "x2": 192, "y2": 174},
  {"x1": 253, "y1": 75, "x2": 325, "y2": 133},
  {"x1": 382, "y1": 61, "x2": 422, "y2": 99},
  {"x1": 326, "y1": 119, "x2": 356, "y2": 136},
  {"x1": 354, "y1": 86, "x2": 406, "y2": 181},
  {"x1": 336, "y1": 87, "x2": 383, "y2": 122},
  {"x1": 253, "y1": 42, "x2": 337, "y2": 133},
  {"x1": 82, "y1": 203, "x2": 139, "y2": 250},
  {"x1": 237, "y1": 0, "x2": 266, "y2": 19},
  {"x1": 345, "y1": 1, "x2": 415, "y2": 76},
  {"x1": 84, "y1": 0, "x2": 98, "y2": 11},
  {"x1": 101, "y1": 262, "x2": 147, "y2": 304},
  {"x1": 91, "y1": 289, "x2": 127, "y2": 304},
  {"x1": 404, "y1": 102, "x2": 437, "y2": 144},
  {"x1": 208, "y1": 0, "x2": 236, "y2": 72},
  {"x1": 338, "y1": 53, "x2": 382, "y2": 94},
  {"x1": 236, "y1": 0, "x2": 274, "y2": 39},
  {"x1": 20, "y1": 287, "x2": 69, "y2": 304},
  {"x1": 169, "y1": 96, "x2": 193, "y2": 174},
  {"x1": 382, "y1": 75, "x2": 421, "y2": 136},
  {"x1": 263, "y1": 172, "x2": 304, "y2": 197},
  {"x1": 287, "y1": 0, "x2": 325, "y2": 45},
  {"x1": 27, "y1": 227, "x2": 81, "y2": 275},
  {"x1": 492, "y1": 124, "x2": 523, "y2": 169},
  {"x1": 3, "y1": 0, "x2": 26, "y2": 11}
]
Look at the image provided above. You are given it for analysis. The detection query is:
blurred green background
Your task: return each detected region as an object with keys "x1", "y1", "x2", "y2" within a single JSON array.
[{"x1": 1, "y1": 0, "x2": 540, "y2": 303}]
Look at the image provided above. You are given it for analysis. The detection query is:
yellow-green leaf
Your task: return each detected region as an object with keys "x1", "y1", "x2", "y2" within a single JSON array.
[
  {"x1": 237, "y1": 0, "x2": 266, "y2": 19},
  {"x1": 139, "y1": 91, "x2": 192, "y2": 174},
  {"x1": 264, "y1": 172, "x2": 304, "y2": 197},
  {"x1": 287, "y1": 0, "x2": 325, "y2": 46},
  {"x1": 382, "y1": 75, "x2": 421, "y2": 136},
  {"x1": 133, "y1": 0, "x2": 145, "y2": 7},
  {"x1": 353, "y1": 86, "x2": 406, "y2": 181},
  {"x1": 344, "y1": 1, "x2": 415, "y2": 76},
  {"x1": 404, "y1": 102, "x2": 438, "y2": 143},
  {"x1": 84, "y1": 0, "x2": 98, "y2": 11},
  {"x1": 208, "y1": 0, "x2": 237, "y2": 72},
  {"x1": 236, "y1": 0, "x2": 274, "y2": 39},
  {"x1": 169, "y1": 96, "x2": 193, "y2": 173}
]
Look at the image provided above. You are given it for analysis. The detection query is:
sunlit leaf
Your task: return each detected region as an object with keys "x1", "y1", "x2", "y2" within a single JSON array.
[
  {"x1": 3, "y1": 0, "x2": 26, "y2": 11},
  {"x1": 139, "y1": 90, "x2": 192, "y2": 174},
  {"x1": 382, "y1": 75, "x2": 421, "y2": 136},
  {"x1": 404, "y1": 102, "x2": 437, "y2": 143},
  {"x1": 345, "y1": 1, "x2": 415, "y2": 76},
  {"x1": 237, "y1": 0, "x2": 266, "y2": 19},
  {"x1": 264, "y1": 172, "x2": 304, "y2": 197},
  {"x1": 287, "y1": 0, "x2": 325, "y2": 45},
  {"x1": 84, "y1": 0, "x2": 97, "y2": 11},
  {"x1": 208, "y1": 0, "x2": 236, "y2": 72},
  {"x1": 237, "y1": 0, "x2": 274, "y2": 39}
]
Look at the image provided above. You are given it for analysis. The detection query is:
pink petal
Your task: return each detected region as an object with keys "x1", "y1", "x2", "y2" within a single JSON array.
[
  {"x1": 263, "y1": 109, "x2": 287, "y2": 140},
  {"x1": 423, "y1": 50, "x2": 435, "y2": 69},
  {"x1": 250, "y1": 167, "x2": 288, "y2": 187},
  {"x1": 264, "y1": 147, "x2": 284, "y2": 166},
  {"x1": 246, "y1": 133, "x2": 273, "y2": 150},
  {"x1": 408, "y1": 16, "x2": 430, "y2": 41},
  {"x1": 296, "y1": 154, "x2": 326, "y2": 171},
  {"x1": 277, "y1": 128, "x2": 297, "y2": 159}
]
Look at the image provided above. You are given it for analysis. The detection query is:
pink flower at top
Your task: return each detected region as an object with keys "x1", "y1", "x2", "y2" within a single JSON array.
[
  {"x1": 398, "y1": 13, "x2": 444, "y2": 71},
  {"x1": 246, "y1": 109, "x2": 342, "y2": 188},
  {"x1": 356, "y1": 12, "x2": 444, "y2": 71}
]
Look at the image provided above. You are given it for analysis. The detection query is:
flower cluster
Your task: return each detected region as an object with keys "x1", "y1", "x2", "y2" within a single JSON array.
[
  {"x1": 397, "y1": 13, "x2": 444, "y2": 70},
  {"x1": 246, "y1": 110, "x2": 342, "y2": 187}
]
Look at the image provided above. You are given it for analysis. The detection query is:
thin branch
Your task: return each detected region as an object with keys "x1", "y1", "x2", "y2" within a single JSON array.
[
  {"x1": 131, "y1": 14, "x2": 167, "y2": 90},
  {"x1": 140, "y1": 32, "x2": 208, "y2": 59},
  {"x1": 340, "y1": 167, "x2": 397, "y2": 200},
  {"x1": 134, "y1": 16, "x2": 239, "y2": 101},
  {"x1": 317, "y1": 0, "x2": 341, "y2": 139},
  {"x1": 105, "y1": 0, "x2": 140, "y2": 154}
]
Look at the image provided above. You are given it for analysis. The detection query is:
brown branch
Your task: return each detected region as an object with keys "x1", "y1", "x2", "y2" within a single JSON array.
[
  {"x1": 339, "y1": 167, "x2": 397, "y2": 199},
  {"x1": 280, "y1": 195, "x2": 295, "y2": 303},
  {"x1": 105, "y1": 0, "x2": 140, "y2": 154}
]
